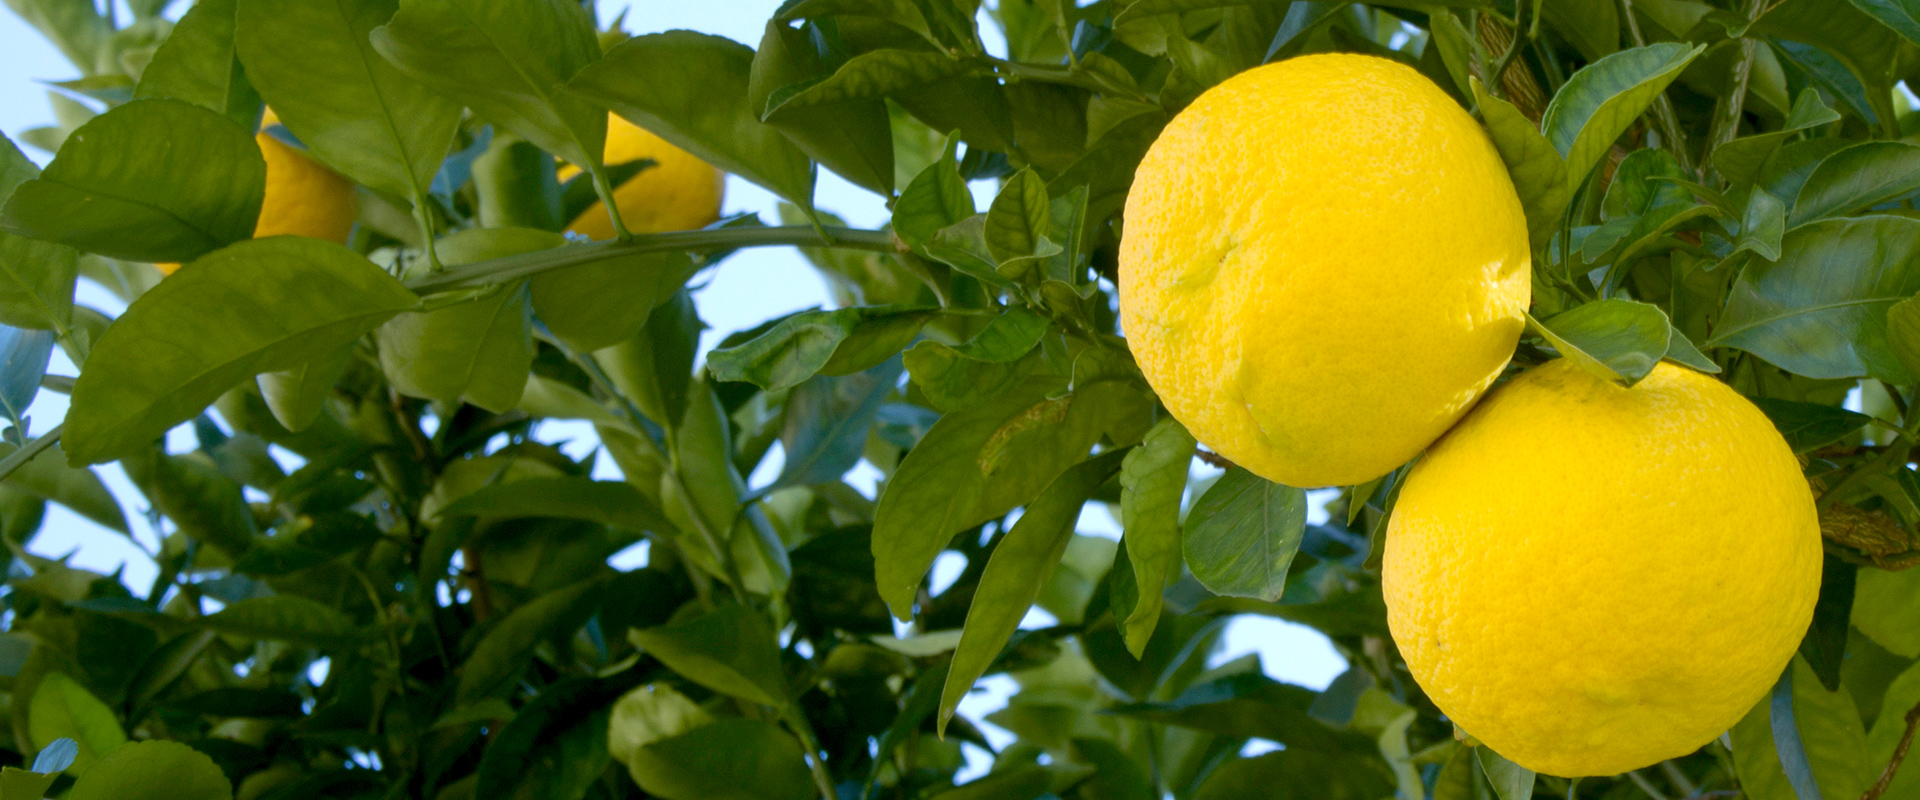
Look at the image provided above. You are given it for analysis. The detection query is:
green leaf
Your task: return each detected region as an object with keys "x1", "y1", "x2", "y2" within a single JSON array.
[
  {"x1": 776, "y1": 0, "x2": 940, "y2": 48},
  {"x1": 628, "y1": 603, "x2": 790, "y2": 710},
  {"x1": 231, "y1": 511, "x2": 382, "y2": 575},
  {"x1": 1664, "y1": 325, "x2": 1721, "y2": 373},
  {"x1": 457, "y1": 578, "x2": 606, "y2": 705},
  {"x1": 871, "y1": 383, "x2": 1125, "y2": 620},
  {"x1": 0, "y1": 231, "x2": 79, "y2": 332},
  {"x1": 1714, "y1": 89, "x2": 1842, "y2": 189},
  {"x1": 1529, "y1": 299, "x2": 1673, "y2": 385},
  {"x1": 749, "y1": 21, "x2": 894, "y2": 196},
  {"x1": 933, "y1": 766, "x2": 1052, "y2": 800},
  {"x1": 1471, "y1": 78, "x2": 1569, "y2": 251},
  {"x1": 1710, "y1": 215, "x2": 1920, "y2": 383},
  {"x1": 763, "y1": 48, "x2": 972, "y2": 118},
  {"x1": 776, "y1": 357, "x2": 903, "y2": 489},
  {"x1": 1789, "y1": 142, "x2": 1920, "y2": 227},
  {"x1": 1194, "y1": 750, "x2": 1395, "y2": 800},
  {"x1": 256, "y1": 340, "x2": 351, "y2": 432},
  {"x1": 1476, "y1": 748, "x2": 1535, "y2": 800},
  {"x1": 1854, "y1": 564, "x2": 1920, "y2": 657},
  {"x1": 131, "y1": 0, "x2": 262, "y2": 126},
  {"x1": 594, "y1": 288, "x2": 700, "y2": 429},
  {"x1": 64, "y1": 238, "x2": 418, "y2": 465},
  {"x1": 624, "y1": 717, "x2": 814, "y2": 800},
  {"x1": 570, "y1": 31, "x2": 815, "y2": 210},
  {"x1": 1117, "y1": 417, "x2": 1194, "y2": 657},
  {"x1": 1889, "y1": 295, "x2": 1920, "y2": 381},
  {"x1": 984, "y1": 168, "x2": 1050, "y2": 263},
  {"x1": 370, "y1": 0, "x2": 604, "y2": 172},
  {"x1": 0, "y1": 443, "x2": 125, "y2": 534},
  {"x1": 0, "y1": 766, "x2": 56, "y2": 800},
  {"x1": 198, "y1": 595, "x2": 360, "y2": 646},
  {"x1": 379, "y1": 229, "x2": 549, "y2": 411},
  {"x1": 1183, "y1": 467, "x2": 1304, "y2": 602},
  {"x1": 609, "y1": 682, "x2": 713, "y2": 765},
  {"x1": 706, "y1": 305, "x2": 939, "y2": 392},
  {"x1": 473, "y1": 674, "x2": 631, "y2": 800},
  {"x1": 530, "y1": 246, "x2": 699, "y2": 353},
  {"x1": 235, "y1": 0, "x2": 461, "y2": 202},
  {"x1": 1734, "y1": 187, "x2": 1788, "y2": 262},
  {"x1": 1747, "y1": 0, "x2": 1901, "y2": 127},
  {"x1": 0, "y1": 98, "x2": 263, "y2": 263},
  {"x1": 67, "y1": 740, "x2": 230, "y2": 800},
  {"x1": 438, "y1": 476, "x2": 671, "y2": 533},
  {"x1": 138, "y1": 450, "x2": 258, "y2": 556},
  {"x1": 939, "y1": 448, "x2": 1127, "y2": 732},
  {"x1": 1540, "y1": 42, "x2": 1705, "y2": 193},
  {"x1": 1851, "y1": 0, "x2": 1920, "y2": 47},
  {"x1": 1749, "y1": 397, "x2": 1875, "y2": 455},
  {"x1": 27, "y1": 672, "x2": 124, "y2": 775},
  {"x1": 892, "y1": 134, "x2": 972, "y2": 246}
]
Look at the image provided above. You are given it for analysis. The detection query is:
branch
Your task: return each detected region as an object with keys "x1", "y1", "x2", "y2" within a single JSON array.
[
  {"x1": 1862, "y1": 700, "x2": 1920, "y2": 800},
  {"x1": 1195, "y1": 449, "x2": 1237, "y2": 470},
  {"x1": 404, "y1": 225, "x2": 897, "y2": 295},
  {"x1": 0, "y1": 424, "x2": 63, "y2": 484}
]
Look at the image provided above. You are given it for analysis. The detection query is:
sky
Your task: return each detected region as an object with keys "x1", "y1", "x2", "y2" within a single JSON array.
[{"x1": 0, "y1": 0, "x2": 1347, "y2": 765}]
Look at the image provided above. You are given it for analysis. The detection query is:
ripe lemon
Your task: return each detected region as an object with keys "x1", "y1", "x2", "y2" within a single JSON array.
[
  {"x1": 158, "y1": 110, "x2": 356, "y2": 275},
  {"x1": 1383, "y1": 360, "x2": 1821, "y2": 776},
  {"x1": 1118, "y1": 53, "x2": 1529, "y2": 488},
  {"x1": 561, "y1": 113, "x2": 724, "y2": 239}
]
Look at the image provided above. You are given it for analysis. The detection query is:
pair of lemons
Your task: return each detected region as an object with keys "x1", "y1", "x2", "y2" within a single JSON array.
[
  {"x1": 159, "y1": 110, "x2": 722, "y2": 276},
  {"x1": 1120, "y1": 54, "x2": 1820, "y2": 777}
]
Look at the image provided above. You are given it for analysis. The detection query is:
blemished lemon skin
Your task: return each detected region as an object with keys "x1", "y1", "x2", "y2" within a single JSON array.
[
  {"x1": 563, "y1": 113, "x2": 725, "y2": 239},
  {"x1": 158, "y1": 117, "x2": 355, "y2": 276},
  {"x1": 1383, "y1": 360, "x2": 1822, "y2": 777},
  {"x1": 1118, "y1": 53, "x2": 1530, "y2": 488}
]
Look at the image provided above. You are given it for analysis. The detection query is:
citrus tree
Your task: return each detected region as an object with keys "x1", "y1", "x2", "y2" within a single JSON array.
[{"x1": 0, "y1": 0, "x2": 1913, "y2": 798}]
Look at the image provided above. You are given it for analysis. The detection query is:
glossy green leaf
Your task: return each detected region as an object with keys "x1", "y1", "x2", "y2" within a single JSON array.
[
  {"x1": 1476, "y1": 748, "x2": 1535, "y2": 800},
  {"x1": 370, "y1": 0, "x2": 604, "y2": 172},
  {"x1": 609, "y1": 682, "x2": 713, "y2": 765},
  {"x1": 1750, "y1": 397, "x2": 1875, "y2": 455},
  {"x1": 1194, "y1": 750, "x2": 1396, "y2": 800},
  {"x1": 231, "y1": 512, "x2": 381, "y2": 575},
  {"x1": 0, "y1": 442, "x2": 124, "y2": 533},
  {"x1": 256, "y1": 340, "x2": 350, "y2": 432},
  {"x1": 1530, "y1": 299, "x2": 1672, "y2": 385},
  {"x1": 379, "y1": 229, "x2": 551, "y2": 411},
  {"x1": 939, "y1": 448, "x2": 1126, "y2": 732},
  {"x1": 0, "y1": 766, "x2": 56, "y2": 800},
  {"x1": 1852, "y1": 0, "x2": 1920, "y2": 46},
  {"x1": 570, "y1": 31, "x2": 814, "y2": 209},
  {"x1": 67, "y1": 740, "x2": 231, "y2": 800},
  {"x1": 763, "y1": 48, "x2": 972, "y2": 118},
  {"x1": 198, "y1": 594, "x2": 360, "y2": 645},
  {"x1": 624, "y1": 717, "x2": 814, "y2": 800},
  {"x1": 457, "y1": 578, "x2": 606, "y2": 705},
  {"x1": 1183, "y1": 467, "x2": 1304, "y2": 602},
  {"x1": 892, "y1": 134, "x2": 972, "y2": 246},
  {"x1": 0, "y1": 99, "x2": 263, "y2": 263},
  {"x1": 1714, "y1": 89, "x2": 1842, "y2": 189},
  {"x1": 1711, "y1": 215, "x2": 1920, "y2": 382},
  {"x1": 530, "y1": 247, "x2": 699, "y2": 353},
  {"x1": 1471, "y1": 78, "x2": 1568, "y2": 251},
  {"x1": 138, "y1": 450, "x2": 258, "y2": 556},
  {"x1": 1790, "y1": 142, "x2": 1920, "y2": 227},
  {"x1": 438, "y1": 475, "x2": 671, "y2": 534},
  {"x1": 776, "y1": 0, "x2": 939, "y2": 46},
  {"x1": 1735, "y1": 659, "x2": 1874, "y2": 800},
  {"x1": 473, "y1": 674, "x2": 629, "y2": 800},
  {"x1": 749, "y1": 21, "x2": 893, "y2": 196},
  {"x1": 1747, "y1": 0, "x2": 1901, "y2": 127},
  {"x1": 1117, "y1": 417, "x2": 1193, "y2": 656},
  {"x1": 131, "y1": 0, "x2": 261, "y2": 125},
  {"x1": 1854, "y1": 564, "x2": 1920, "y2": 657},
  {"x1": 64, "y1": 238, "x2": 417, "y2": 465},
  {"x1": 901, "y1": 310, "x2": 1049, "y2": 411},
  {"x1": 1540, "y1": 42, "x2": 1705, "y2": 192},
  {"x1": 872, "y1": 381, "x2": 1127, "y2": 620},
  {"x1": 629, "y1": 603, "x2": 789, "y2": 710},
  {"x1": 707, "y1": 305, "x2": 939, "y2": 392},
  {"x1": 28, "y1": 672, "x2": 124, "y2": 775},
  {"x1": 1735, "y1": 187, "x2": 1787, "y2": 262},
  {"x1": 984, "y1": 168, "x2": 1050, "y2": 263},
  {"x1": 776, "y1": 356, "x2": 902, "y2": 489},
  {"x1": 0, "y1": 230, "x2": 78, "y2": 332},
  {"x1": 235, "y1": 0, "x2": 461, "y2": 201}
]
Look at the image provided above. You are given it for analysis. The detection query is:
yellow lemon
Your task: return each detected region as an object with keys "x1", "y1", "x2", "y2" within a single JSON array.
[
  {"x1": 158, "y1": 111, "x2": 356, "y2": 275},
  {"x1": 561, "y1": 113, "x2": 724, "y2": 239},
  {"x1": 1118, "y1": 53, "x2": 1529, "y2": 488},
  {"x1": 1383, "y1": 360, "x2": 1821, "y2": 776}
]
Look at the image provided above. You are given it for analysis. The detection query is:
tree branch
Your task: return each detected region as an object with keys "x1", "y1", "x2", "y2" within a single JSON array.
[{"x1": 1862, "y1": 699, "x2": 1920, "y2": 800}]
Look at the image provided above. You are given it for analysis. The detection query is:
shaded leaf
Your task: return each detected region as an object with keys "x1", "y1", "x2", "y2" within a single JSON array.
[
  {"x1": 1750, "y1": 397, "x2": 1874, "y2": 454},
  {"x1": 776, "y1": 356, "x2": 903, "y2": 489},
  {"x1": 1471, "y1": 78, "x2": 1568, "y2": 251},
  {"x1": 1183, "y1": 467, "x2": 1304, "y2": 601},
  {"x1": 707, "y1": 305, "x2": 938, "y2": 392},
  {"x1": 1790, "y1": 142, "x2": 1920, "y2": 227},
  {"x1": 629, "y1": 603, "x2": 789, "y2": 710},
  {"x1": 1540, "y1": 43, "x2": 1705, "y2": 192},
  {"x1": 1530, "y1": 299, "x2": 1673, "y2": 385},
  {"x1": 1117, "y1": 417, "x2": 1193, "y2": 656},
  {"x1": 624, "y1": 717, "x2": 813, "y2": 800},
  {"x1": 438, "y1": 476, "x2": 671, "y2": 533},
  {"x1": 28, "y1": 672, "x2": 123, "y2": 775},
  {"x1": 67, "y1": 740, "x2": 230, "y2": 800},
  {"x1": 198, "y1": 595, "x2": 360, "y2": 646}
]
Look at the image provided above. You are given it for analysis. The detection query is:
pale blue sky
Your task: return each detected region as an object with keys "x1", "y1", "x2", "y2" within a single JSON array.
[{"x1": 0, "y1": 0, "x2": 1347, "y2": 762}]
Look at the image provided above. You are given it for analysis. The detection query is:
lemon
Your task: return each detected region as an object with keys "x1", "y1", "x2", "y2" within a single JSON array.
[
  {"x1": 561, "y1": 113, "x2": 725, "y2": 239},
  {"x1": 1118, "y1": 53, "x2": 1530, "y2": 488},
  {"x1": 1383, "y1": 360, "x2": 1821, "y2": 776},
  {"x1": 158, "y1": 111, "x2": 356, "y2": 275}
]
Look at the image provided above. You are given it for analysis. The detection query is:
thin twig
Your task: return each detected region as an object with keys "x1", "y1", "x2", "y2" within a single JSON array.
[
  {"x1": 0, "y1": 423, "x2": 62, "y2": 484},
  {"x1": 1862, "y1": 699, "x2": 1920, "y2": 800},
  {"x1": 1487, "y1": 1, "x2": 1533, "y2": 100},
  {"x1": 1703, "y1": 0, "x2": 1768, "y2": 182},
  {"x1": 1619, "y1": 0, "x2": 1694, "y2": 174},
  {"x1": 1195, "y1": 449, "x2": 1237, "y2": 470},
  {"x1": 404, "y1": 225, "x2": 896, "y2": 294}
]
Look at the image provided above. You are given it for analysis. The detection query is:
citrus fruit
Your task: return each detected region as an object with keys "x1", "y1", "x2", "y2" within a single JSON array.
[
  {"x1": 561, "y1": 113, "x2": 725, "y2": 239},
  {"x1": 1383, "y1": 359, "x2": 1822, "y2": 776},
  {"x1": 1118, "y1": 53, "x2": 1530, "y2": 488},
  {"x1": 157, "y1": 110, "x2": 356, "y2": 276}
]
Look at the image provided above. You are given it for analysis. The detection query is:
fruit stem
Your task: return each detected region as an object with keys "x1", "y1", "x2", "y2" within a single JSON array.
[
  {"x1": 586, "y1": 160, "x2": 635, "y2": 241},
  {"x1": 1862, "y1": 700, "x2": 1920, "y2": 800}
]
